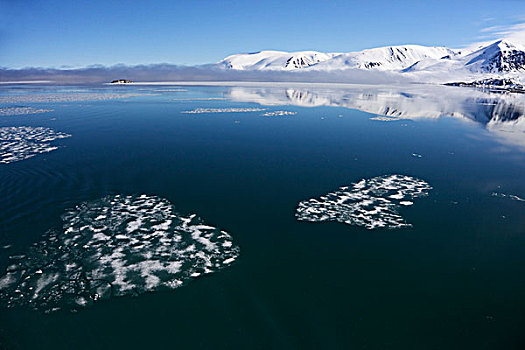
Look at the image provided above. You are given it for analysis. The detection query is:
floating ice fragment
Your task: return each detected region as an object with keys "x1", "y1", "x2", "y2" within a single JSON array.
[
  {"x1": 370, "y1": 116, "x2": 401, "y2": 121},
  {"x1": 491, "y1": 192, "x2": 525, "y2": 202},
  {"x1": 0, "y1": 194, "x2": 239, "y2": 312},
  {"x1": 0, "y1": 93, "x2": 150, "y2": 103},
  {"x1": 181, "y1": 108, "x2": 266, "y2": 114},
  {"x1": 261, "y1": 110, "x2": 297, "y2": 117},
  {"x1": 296, "y1": 175, "x2": 431, "y2": 230},
  {"x1": 0, "y1": 126, "x2": 71, "y2": 164},
  {"x1": 0, "y1": 107, "x2": 53, "y2": 116}
]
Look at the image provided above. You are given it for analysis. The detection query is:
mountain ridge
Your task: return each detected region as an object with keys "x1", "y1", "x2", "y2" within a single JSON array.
[{"x1": 218, "y1": 39, "x2": 525, "y2": 84}]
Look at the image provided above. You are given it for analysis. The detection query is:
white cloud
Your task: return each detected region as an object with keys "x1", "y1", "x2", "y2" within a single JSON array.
[{"x1": 479, "y1": 21, "x2": 525, "y2": 44}]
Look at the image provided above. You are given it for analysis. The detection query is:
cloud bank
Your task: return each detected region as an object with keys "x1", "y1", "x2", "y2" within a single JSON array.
[{"x1": 0, "y1": 64, "x2": 411, "y2": 85}]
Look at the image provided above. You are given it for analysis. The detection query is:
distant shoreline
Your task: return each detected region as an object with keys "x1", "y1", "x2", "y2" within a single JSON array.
[{"x1": 105, "y1": 81, "x2": 425, "y2": 88}]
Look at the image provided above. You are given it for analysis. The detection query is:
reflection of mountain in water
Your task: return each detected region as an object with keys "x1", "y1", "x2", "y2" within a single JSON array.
[{"x1": 228, "y1": 85, "x2": 525, "y2": 149}]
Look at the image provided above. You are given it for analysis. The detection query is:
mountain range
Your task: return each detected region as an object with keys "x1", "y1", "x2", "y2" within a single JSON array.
[{"x1": 218, "y1": 39, "x2": 525, "y2": 86}]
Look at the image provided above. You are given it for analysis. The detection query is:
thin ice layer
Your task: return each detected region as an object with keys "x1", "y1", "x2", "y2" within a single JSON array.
[
  {"x1": 296, "y1": 174, "x2": 431, "y2": 229},
  {"x1": 0, "y1": 194, "x2": 239, "y2": 312}
]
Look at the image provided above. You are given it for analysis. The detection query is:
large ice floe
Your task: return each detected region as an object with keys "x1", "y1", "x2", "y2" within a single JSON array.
[
  {"x1": 0, "y1": 194, "x2": 239, "y2": 312},
  {"x1": 0, "y1": 126, "x2": 71, "y2": 164},
  {"x1": 296, "y1": 175, "x2": 431, "y2": 229}
]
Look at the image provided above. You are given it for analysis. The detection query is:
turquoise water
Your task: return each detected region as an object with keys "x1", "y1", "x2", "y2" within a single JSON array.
[{"x1": 1, "y1": 84, "x2": 525, "y2": 349}]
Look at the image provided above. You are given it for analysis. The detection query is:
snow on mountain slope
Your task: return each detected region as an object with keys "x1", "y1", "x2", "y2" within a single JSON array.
[
  {"x1": 217, "y1": 40, "x2": 525, "y2": 84},
  {"x1": 463, "y1": 40, "x2": 525, "y2": 73},
  {"x1": 219, "y1": 46, "x2": 457, "y2": 71},
  {"x1": 311, "y1": 45, "x2": 457, "y2": 71},
  {"x1": 219, "y1": 51, "x2": 339, "y2": 70},
  {"x1": 405, "y1": 40, "x2": 525, "y2": 74}
]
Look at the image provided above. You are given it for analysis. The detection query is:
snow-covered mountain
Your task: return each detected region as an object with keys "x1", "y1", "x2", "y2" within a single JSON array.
[
  {"x1": 218, "y1": 39, "x2": 525, "y2": 84},
  {"x1": 463, "y1": 40, "x2": 525, "y2": 73},
  {"x1": 220, "y1": 46, "x2": 455, "y2": 71},
  {"x1": 219, "y1": 51, "x2": 340, "y2": 70}
]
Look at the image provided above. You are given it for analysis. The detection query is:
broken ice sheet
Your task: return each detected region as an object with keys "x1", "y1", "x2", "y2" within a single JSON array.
[
  {"x1": 296, "y1": 174, "x2": 431, "y2": 230},
  {"x1": 0, "y1": 194, "x2": 239, "y2": 312}
]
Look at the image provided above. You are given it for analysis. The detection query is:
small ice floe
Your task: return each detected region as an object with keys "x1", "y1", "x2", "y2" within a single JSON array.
[
  {"x1": 369, "y1": 116, "x2": 400, "y2": 121},
  {"x1": 412, "y1": 153, "x2": 422, "y2": 158},
  {"x1": 0, "y1": 107, "x2": 53, "y2": 116},
  {"x1": 172, "y1": 98, "x2": 229, "y2": 101},
  {"x1": 0, "y1": 126, "x2": 71, "y2": 164},
  {"x1": 491, "y1": 192, "x2": 525, "y2": 202},
  {"x1": 148, "y1": 89, "x2": 187, "y2": 92},
  {"x1": 260, "y1": 111, "x2": 297, "y2": 117},
  {"x1": 296, "y1": 174, "x2": 431, "y2": 230},
  {"x1": 0, "y1": 194, "x2": 239, "y2": 312},
  {"x1": 181, "y1": 108, "x2": 266, "y2": 114}
]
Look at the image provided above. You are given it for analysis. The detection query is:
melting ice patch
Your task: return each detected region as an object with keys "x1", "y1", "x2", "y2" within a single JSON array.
[
  {"x1": 296, "y1": 175, "x2": 431, "y2": 230},
  {"x1": 0, "y1": 126, "x2": 71, "y2": 164},
  {"x1": 182, "y1": 107, "x2": 266, "y2": 114},
  {"x1": 0, "y1": 194, "x2": 239, "y2": 312},
  {"x1": 0, "y1": 107, "x2": 53, "y2": 116}
]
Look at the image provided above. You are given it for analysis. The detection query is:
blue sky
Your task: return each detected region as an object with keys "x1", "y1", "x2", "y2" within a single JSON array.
[{"x1": 1, "y1": 0, "x2": 525, "y2": 68}]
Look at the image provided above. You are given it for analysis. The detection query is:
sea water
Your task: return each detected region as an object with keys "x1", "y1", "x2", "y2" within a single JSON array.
[{"x1": 0, "y1": 83, "x2": 525, "y2": 349}]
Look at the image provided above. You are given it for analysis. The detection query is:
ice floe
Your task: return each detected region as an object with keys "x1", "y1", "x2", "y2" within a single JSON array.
[
  {"x1": 369, "y1": 116, "x2": 402, "y2": 121},
  {"x1": 0, "y1": 107, "x2": 53, "y2": 116},
  {"x1": 0, "y1": 194, "x2": 239, "y2": 312},
  {"x1": 296, "y1": 174, "x2": 431, "y2": 230},
  {"x1": 491, "y1": 192, "x2": 525, "y2": 202},
  {"x1": 0, "y1": 126, "x2": 71, "y2": 164},
  {"x1": 261, "y1": 111, "x2": 297, "y2": 117},
  {"x1": 181, "y1": 107, "x2": 266, "y2": 114},
  {"x1": 0, "y1": 93, "x2": 148, "y2": 104},
  {"x1": 138, "y1": 89, "x2": 187, "y2": 92},
  {"x1": 172, "y1": 98, "x2": 230, "y2": 101}
]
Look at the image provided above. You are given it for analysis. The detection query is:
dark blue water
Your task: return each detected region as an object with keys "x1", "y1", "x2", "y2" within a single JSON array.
[{"x1": 1, "y1": 84, "x2": 525, "y2": 349}]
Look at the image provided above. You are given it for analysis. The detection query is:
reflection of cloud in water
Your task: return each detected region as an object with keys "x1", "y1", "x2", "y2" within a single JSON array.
[
  {"x1": 296, "y1": 175, "x2": 431, "y2": 230},
  {"x1": 0, "y1": 194, "x2": 239, "y2": 312},
  {"x1": 0, "y1": 126, "x2": 71, "y2": 164},
  {"x1": 227, "y1": 85, "x2": 525, "y2": 150}
]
